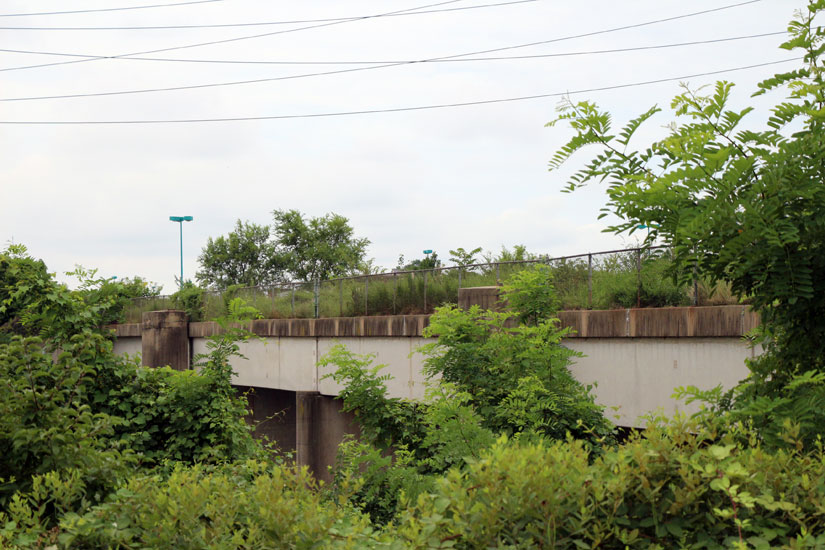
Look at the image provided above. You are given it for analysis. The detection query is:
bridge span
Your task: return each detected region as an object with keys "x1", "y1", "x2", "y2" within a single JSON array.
[{"x1": 110, "y1": 302, "x2": 758, "y2": 479}]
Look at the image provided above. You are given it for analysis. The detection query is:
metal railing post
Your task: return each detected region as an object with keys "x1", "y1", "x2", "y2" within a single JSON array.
[
  {"x1": 495, "y1": 262, "x2": 500, "y2": 283},
  {"x1": 291, "y1": 284, "x2": 295, "y2": 317},
  {"x1": 393, "y1": 273, "x2": 398, "y2": 315},
  {"x1": 423, "y1": 271, "x2": 428, "y2": 313},
  {"x1": 339, "y1": 278, "x2": 343, "y2": 317},
  {"x1": 635, "y1": 248, "x2": 642, "y2": 308},
  {"x1": 364, "y1": 276, "x2": 369, "y2": 316},
  {"x1": 313, "y1": 277, "x2": 319, "y2": 319},
  {"x1": 587, "y1": 253, "x2": 593, "y2": 310}
]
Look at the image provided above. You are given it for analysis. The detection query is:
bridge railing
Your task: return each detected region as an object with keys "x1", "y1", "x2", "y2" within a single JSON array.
[{"x1": 126, "y1": 245, "x2": 741, "y2": 322}]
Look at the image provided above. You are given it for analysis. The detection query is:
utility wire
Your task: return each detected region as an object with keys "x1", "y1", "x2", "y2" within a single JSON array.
[
  {"x1": 0, "y1": 0, "x2": 466, "y2": 73},
  {"x1": 0, "y1": 32, "x2": 785, "y2": 102},
  {"x1": 0, "y1": 0, "x2": 540, "y2": 30},
  {"x1": 0, "y1": 58, "x2": 799, "y2": 125},
  {"x1": 0, "y1": 31, "x2": 785, "y2": 69},
  {"x1": 0, "y1": 0, "x2": 762, "y2": 74},
  {"x1": 0, "y1": 0, "x2": 227, "y2": 18}
]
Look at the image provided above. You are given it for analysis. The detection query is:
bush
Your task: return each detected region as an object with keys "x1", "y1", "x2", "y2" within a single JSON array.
[
  {"x1": 59, "y1": 461, "x2": 385, "y2": 550},
  {"x1": 170, "y1": 281, "x2": 205, "y2": 321},
  {"x1": 594, "y1": 253, "x2": 689, "y2": 309},
  {"x1": 322, "y1": 273, "x2": 613, "y2": 524},
  {"x1": 394, "y1": 418, "x2": 825, "y2": 549},
  {"x1": 0, "y1": 334, "x2": 133, "y2": 538},
  {"x1": 0, "y1": 252, "x2": 266, "y2": 545}
]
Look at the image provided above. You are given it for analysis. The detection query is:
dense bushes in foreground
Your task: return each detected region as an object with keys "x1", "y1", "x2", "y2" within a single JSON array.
[
  {"x1": 396, "y1": 421, "x2": 825, "y2": 549},
  {"x1": 5, "y1": 419, "x2": 825, "y2": 549}
]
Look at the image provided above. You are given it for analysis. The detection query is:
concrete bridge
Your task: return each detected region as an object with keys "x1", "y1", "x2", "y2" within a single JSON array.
[{"x1": 111, "y1": 297, "x2": 758, "y2": 479}]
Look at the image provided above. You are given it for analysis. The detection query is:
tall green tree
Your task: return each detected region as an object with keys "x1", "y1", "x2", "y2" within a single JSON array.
[
  {"x1": 547, "y1": 1, "x2": 825, "y2": 440},
  {"x1": 196, "y1": 220, "x2": 284, "y2": 288},
  {"x1": 272, "y1": 209, "x2": 369, "y2": 282}
]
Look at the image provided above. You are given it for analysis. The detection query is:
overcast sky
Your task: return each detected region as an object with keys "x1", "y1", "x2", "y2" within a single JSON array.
[{"x1": 0, "y1": 0, "x2": 800, "y2": 291}]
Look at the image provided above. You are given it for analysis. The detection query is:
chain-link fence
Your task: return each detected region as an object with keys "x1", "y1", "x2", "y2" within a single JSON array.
[{"x1": 124, "y1": 246, "x2": 742, "y2": 322}]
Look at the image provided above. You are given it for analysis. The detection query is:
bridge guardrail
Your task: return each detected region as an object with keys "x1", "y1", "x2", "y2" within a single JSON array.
[{"x1": 127, "y1": 245, "x2": 742, "y2": 322}]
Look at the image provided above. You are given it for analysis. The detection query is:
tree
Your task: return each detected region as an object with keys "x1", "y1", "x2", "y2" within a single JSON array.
[
  {"x1": 196, "y1": 220, "x2": 284, "y2": 288},
  {"x1": 399, "y1": 252, "x2": 442, "y2": 271},
  {"x1": 448, "y1": 246, "x2": 482, "y2": 267},
  {"x1": 482, "y1": 244, "x2": 536, "y2": 264},
  {"x1": 547, "y1": 2, "x2": 825, "y2": 441},
  {"x1": 272, "y1": 209, "x2": 369, "y2": 282}
]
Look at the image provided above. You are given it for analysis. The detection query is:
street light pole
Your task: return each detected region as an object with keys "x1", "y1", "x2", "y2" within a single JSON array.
[{"x1": 169, "y1": 216, "x2": 193, "y2": 289}]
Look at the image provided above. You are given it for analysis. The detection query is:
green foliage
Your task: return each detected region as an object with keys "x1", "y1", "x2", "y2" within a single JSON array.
[
  {"x1": 273, "y1": 209, "x2": 370, "y2": 282},
  {"x1": 447, "y1": 247, "x2": 482, "y2": 268},
  {"x1": 320, "y1": 345, "x2": 426, "y2": 454},
  {"x1": 59, "y1": 461, "x2": 385, "y2": 549},
  {"x1": 548, "y1": 2, "x2": 825, "y2": 445},
  {"x1": 0, "y1": 248, "x2": 265, "y2": 545},
  {"x1": 195, "y1": 212, "x2": 369, "y2": 288},
  {"x1": 75, "y1": 273, "x2": 162, "y2": 326},
  {"x1": 421, "y1": 304, "x2": 612, "y2": 445},
  {"x1": 331, "y1": 438, "x2": 431, "y2": 527},
  {"x1": 394, "y1": 419, "x2": 825, "y2": 549},
  {"x1": 595, "y1": 252, "x2": 690, "y2": 309},
  {"x1": 678, "y1": 366, "x2": 825, "y2": 451},
  {"x1": 501, "y1": 263, "x2": 559, "y2": 325},
  {"x1": 0, "y1": 248, "x2": 133, "y2": 344},
  {"x1": 196, "y1": 220, "x2": 284, "y2": 289},
  {"x1": 322, "y1": 271, "x2": 612, "y2": 523},
  {"x1": 89, "y1": 355, "x2": 260, "y2": 467},
  {"x1": 482, "y1": 243, "x2": 536, "y2": 264},
  {"x1": 171, "y1": 280, "x2": 205, "y2": 321},
  {"x1": 0, "y1": 335, "x2": 131, "y2": 513},
  {"x1": 0, "y1": 245, "x2": 50, "y2": 339},
  {"x1": 400, "y1": 252, "x2": 442, "y2": 271},
  {"x1": 549, "y1": 4, "x2": 825, "y2": 377}
]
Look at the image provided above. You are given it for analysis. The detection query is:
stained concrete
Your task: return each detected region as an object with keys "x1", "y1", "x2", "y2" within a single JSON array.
[
  {"x1": 141, "y1": 310, "x2": 189, "y2": 370},
  {"x1": 235, "y1": 385, "x2": 297, "y2": 454},
  {"x1": 110, "y1": 304, "x2": 763, "y2": 478},
  {"x1": 296, "y1": 392, "x2": 360, "y2": 483}
]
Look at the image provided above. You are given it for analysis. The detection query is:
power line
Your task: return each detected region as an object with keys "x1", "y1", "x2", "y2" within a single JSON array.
[
  {"x1": 0, "y1": 58, "x2": 798, "y2": 125},
  {"x1": 0, "y1": 31, "x2": 785, "y2": 69},
  {"x1": 0, "y1": 32, "x2": 785, "y2": 102},
  {"x1": 0, "y1": 0, "x2": 540, "y2": 30},
  {"x1": 0, "y1": 0, "x2": 761, "y2": 73},
  {"x1": 0, "y1": 0, "x2": 466, "y2": 73},
  {"x1": 0, "y1": 0, "x2": 227, "y2": 18}
]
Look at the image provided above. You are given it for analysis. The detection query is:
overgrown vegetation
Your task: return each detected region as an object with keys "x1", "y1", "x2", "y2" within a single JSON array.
[
  {"x1": 123, "y1": 246, "x2": 720, "y2": 323},
  {"x1": 549, "y1": 0, "x2": 825, "y2": 448},
  {"x1": 320, "y1": 264, "x2": 615, "y2": 524},
  {"x1": 0, "y1": 245, "x2": 267, "y2": 547},
  {"x1": 4, "y1": 4, "x2": 825, "y2": 547}
]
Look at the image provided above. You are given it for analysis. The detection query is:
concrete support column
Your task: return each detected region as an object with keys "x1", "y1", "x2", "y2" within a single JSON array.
[
  {"x1": 296, "y1": 391, "x2": 320, "y2": 475},
  {"x1": 141, "y1": 310, "x2": 189, "y2": 370},
  {"x1": 295, "y1": 391, "x2": 361, "y2": 483}
]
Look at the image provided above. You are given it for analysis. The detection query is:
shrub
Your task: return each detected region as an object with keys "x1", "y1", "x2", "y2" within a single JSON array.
[
  {"x1": 394, "y1": 418, "x2": 825, "y2": 549},
  {"x1": 170, "y1": 281, "x2": 205, "y2": 321},
  {"x1": 322, "y1": 274, "x2": 613, "y2": 523},
  {"x1": 59, "y1": 461, "x2": 385, "y2": 550},
  {"x1": 0, "y1": 334, "x2": 132, "y2": 535}
]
